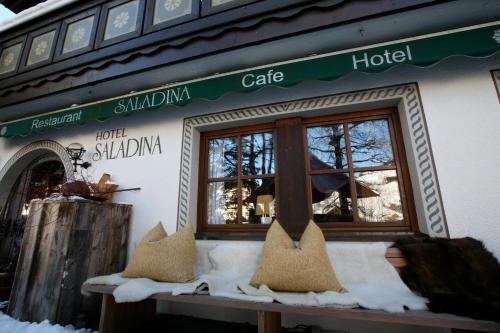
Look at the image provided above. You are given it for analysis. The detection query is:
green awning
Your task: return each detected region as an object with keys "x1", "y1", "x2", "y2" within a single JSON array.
[{"x1": 1, "y1": 21, "x2": 499, "y2": 138}]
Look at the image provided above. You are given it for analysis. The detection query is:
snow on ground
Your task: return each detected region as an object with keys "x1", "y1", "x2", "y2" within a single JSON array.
[{"x1": 0, "y1": 311, "x2": 97, "y2": 333}]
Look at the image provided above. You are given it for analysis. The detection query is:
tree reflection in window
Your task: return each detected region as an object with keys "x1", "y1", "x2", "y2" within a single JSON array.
[
  {"x1": 307, "y1": 117, "x2": 403, "y2": 224},
  {"x1": 205, "y1": 131, "x2": 276, "y2": 225}
]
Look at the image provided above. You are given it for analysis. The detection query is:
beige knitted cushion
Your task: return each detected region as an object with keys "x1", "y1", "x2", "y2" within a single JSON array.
[
  {"x1": 250, "y1": 221, "x2": 346, "y2": 293},
  {"x1": 122, "y1": 223, "x2": 195, "y2": 282}
]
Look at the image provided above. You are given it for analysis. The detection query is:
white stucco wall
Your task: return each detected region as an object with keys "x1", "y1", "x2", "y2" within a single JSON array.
[
  {"x1": 1, "y1": 55, "x2": 499, "y2": 257},
  {"x1": 0, "y1": 55, "x2": 499, "y2": 332}
]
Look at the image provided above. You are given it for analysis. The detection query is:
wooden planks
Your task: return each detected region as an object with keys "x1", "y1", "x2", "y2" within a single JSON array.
[
  {"x1": 83, "y1": 283, "x2": 500, "y2": 332},
  {"x1": 8, "y1": 200, "x2": 131, "y2": 326}
]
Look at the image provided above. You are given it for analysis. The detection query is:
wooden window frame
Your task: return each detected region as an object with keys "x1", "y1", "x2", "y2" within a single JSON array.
[
  {"x1": 0, "y1": 35, "x2": 26, "y2": 79},
  {"x1": 54, "y1": 7, "x2": 101, "y2": 62},
  {"x1": 95, "y1": 0, "x2": 147, "y2": 49},
  {"x1": 19, "y1": 22, "x2": 61, "y2": 72},
  {"x1": 302, "y1": 108, "x2": 418, "y2": 235},
  {"x1": 143, "y1": 0, "x2": 200, "y2": 34},
  {"x1": 197, "y1": 108, "x2": 418, "y2": 240},
  {"x1": 197, "y1": 122, "x2": 278, "y2": 237}
]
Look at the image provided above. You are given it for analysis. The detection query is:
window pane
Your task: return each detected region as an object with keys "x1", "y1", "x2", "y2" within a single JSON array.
[
  {"x1": 208, "y1": 137, "x2": 237, "y2": 178},
  {"x1": 207, "y1": 181, "x2": 238, "y2": 224},
  {"x1": 355, "y1": 170, "x2": 403, "y2": 223},
  {"x1": 311, "y1": 173, "x2": 353, "y2": 223},
  {"x1": 349, "y1": 119, "x2": 395, "y2": 168},
  {"x1": 27, "y1": 30, "x2": 56, "y2": 66},
  {"x1": 0, "y1": 43, "x2": 22, "y2": 74},
  {"x1": 104, "y1": 0, "x2": 139, "y2": 40},
  {"x1": 241, "y1": 178, "x2": 275, "y2": 224},
  {"x1": 307, "y1": 125, "x2": 347, "y2": 170},
  {"x1": 154, "y1": 0, "x2": 192, "y2": 25},
  {"x1": 63, "y1": 16, "x2": 94, "y2": 54},
  {"x1": 242, "y1": 132, "x2": 274, "y2": 175}
]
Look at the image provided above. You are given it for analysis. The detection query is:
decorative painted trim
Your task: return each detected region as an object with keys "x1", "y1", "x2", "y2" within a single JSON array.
[
  {"x1": 0, "y1": 140, "x2": 75, "y2": 184},
  {"x1": 492, "y1": 69, "x2": 500, "y2": 102},
  {"x1": 177, "y1": 84, "x2": 448, "y2": 237}
]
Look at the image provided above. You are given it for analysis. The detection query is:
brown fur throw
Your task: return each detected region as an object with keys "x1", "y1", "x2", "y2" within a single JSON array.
[{"x1": 393, "y1": 237, "x2": 500, "y2": 322}]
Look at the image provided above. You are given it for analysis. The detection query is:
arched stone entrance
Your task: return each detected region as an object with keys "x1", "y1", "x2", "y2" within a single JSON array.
[{"x1": 0, "y1": 140, "x2": 75, "y2": 211}]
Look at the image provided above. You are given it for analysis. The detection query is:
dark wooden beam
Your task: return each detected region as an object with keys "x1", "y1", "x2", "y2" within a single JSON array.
[
  {"x1": 0, "y1": 0, "x2": 444, "y2": 108},
  {"x1": 275, "y1": 117, "x2": 309, "y2": 237}
]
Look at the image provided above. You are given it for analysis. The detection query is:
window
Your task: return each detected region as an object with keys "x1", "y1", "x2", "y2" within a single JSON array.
[
  {"x1": 96, "y1": 0, "x2": 146, "y2": 48},
  {"x1": 198, "y1": 124, "x2": 277, "y2": 233},
  {"x1": 198, "y1": 108, "x2": 417, "y2": 238},
  {"x1": 55, "y1": 7, "x2": 101, "y2": 61},
  {"x1": 0, "y1": 42, "x2": 23, "y2": 75}
]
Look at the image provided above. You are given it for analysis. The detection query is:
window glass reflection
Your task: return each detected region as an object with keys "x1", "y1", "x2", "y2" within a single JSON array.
[
  {"x1": 355, "y1": 170, "x2": 403, "y2": 223},
  {"x1": 242, "y1": 132, "x2": 274, "y2": 175},
  {"x1": 207, "y1": 181, "x2": 238, "y2": 224},
  {"x1": 307, "y1": 125, "x2": 347, "y2": 170},
  {"x1": 241, "y1": 178, "x2": 275, "y2": 224},
  {"x1": 311, "y1": 173, "x2": 353, "y2": 223},
  {"x1": 208, "y1": 137, "x2": 237, "y2": 178},
  {"x1": 348, "y1": 119, "x2": 394, "y2": 168}
]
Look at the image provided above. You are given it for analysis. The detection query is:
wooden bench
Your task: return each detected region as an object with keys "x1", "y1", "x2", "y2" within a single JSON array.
[{"x1": 81, "y1": 248, "x2": 500, "y2": 333}]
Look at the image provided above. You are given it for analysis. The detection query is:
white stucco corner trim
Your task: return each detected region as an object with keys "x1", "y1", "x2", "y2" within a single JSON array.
[
  {"x1": 177, "y1": 84, "x2": 448, "y2": 237},
  {"x1": 491, "y1": 69, "x2": 500, "y2": 102}
]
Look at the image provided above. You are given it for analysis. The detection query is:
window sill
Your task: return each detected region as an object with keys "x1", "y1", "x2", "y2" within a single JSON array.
[{"x1": 196, "y1": 230, "x2": 420, "y2": 242}]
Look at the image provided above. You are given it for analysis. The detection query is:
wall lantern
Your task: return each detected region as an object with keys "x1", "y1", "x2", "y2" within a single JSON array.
[{"x1": 66, "y1": 142, "x2": 91, "y2": 172}]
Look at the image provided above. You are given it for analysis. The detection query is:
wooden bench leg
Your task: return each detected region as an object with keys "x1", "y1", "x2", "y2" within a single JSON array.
[
  {"x1": 258, "y1": 310, "x2": 281, "y2": 333},
  {"x1": 99, "y1": 295, "x2": 156, "y2": 333}
]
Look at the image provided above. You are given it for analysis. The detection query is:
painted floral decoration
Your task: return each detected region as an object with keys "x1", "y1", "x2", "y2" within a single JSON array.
[
  {"x1": 2, "y1": 51, "x2": 14, "y2": 66},
  {"x1": 35, "y1": 40, "x2": 48, "y2": 56},
  {"x1": 71, "y1": 27, "x2": 86, "y2": 43},
  {"x1": 164, "y1": 0, "x2": 182, "y2": 11},
  {"x1": 114, "y1": 12, "x2": 130, "y2": 29}
]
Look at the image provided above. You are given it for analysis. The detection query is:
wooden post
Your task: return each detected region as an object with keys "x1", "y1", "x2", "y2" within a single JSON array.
[
  {"x1": 257, "y1": 310, "x2": 281, "y2": 333},
  {"x1": 99, "y1": 294, "x2": 156, "y2": 333}
]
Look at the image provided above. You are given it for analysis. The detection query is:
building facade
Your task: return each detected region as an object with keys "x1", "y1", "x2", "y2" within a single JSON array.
[{"x1": 0, "y1": 0, "x2": 499, "y2": 331}]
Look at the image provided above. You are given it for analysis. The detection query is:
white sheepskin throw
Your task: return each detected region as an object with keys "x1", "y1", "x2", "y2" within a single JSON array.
[{"x1": 82, "y1": 242, "x2": 427, "y2": 312}]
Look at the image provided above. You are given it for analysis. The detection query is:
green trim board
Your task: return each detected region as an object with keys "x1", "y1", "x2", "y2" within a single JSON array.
[{"x1": 1, "y1": 21, "x2": 500, "y2": 138}]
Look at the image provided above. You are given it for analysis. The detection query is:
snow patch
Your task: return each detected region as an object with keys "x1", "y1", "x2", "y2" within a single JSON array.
[{"x1": 0, "y1": 311, "x2": 97, "y2": 333}]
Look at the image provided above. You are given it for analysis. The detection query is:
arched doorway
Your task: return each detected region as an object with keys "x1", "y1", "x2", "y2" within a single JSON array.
[{"x1": 0, "y1": 141, "x2": 74, "y2": 301}]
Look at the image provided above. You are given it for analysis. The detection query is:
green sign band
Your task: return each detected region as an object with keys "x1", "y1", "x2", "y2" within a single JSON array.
[{"x1": 1, "y1": 22, "x2": 499, "y2": 138}]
